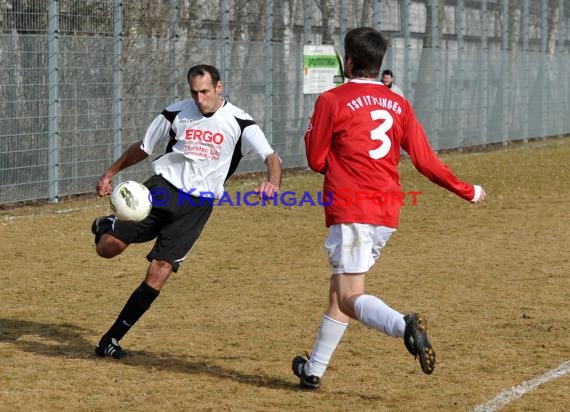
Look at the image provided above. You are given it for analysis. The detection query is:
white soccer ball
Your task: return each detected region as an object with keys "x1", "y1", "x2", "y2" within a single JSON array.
[{"x1": 110, "y1": 180, "x2": 152, "y2": 222}]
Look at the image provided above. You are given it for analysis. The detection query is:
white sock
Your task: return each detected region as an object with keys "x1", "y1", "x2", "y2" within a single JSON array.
[
  {"x1": 305, "y1": 314, "x2": 348, "y2": 378},
  {"x1": 354, "y1": 294, "x2": 406, "y2": 338}
]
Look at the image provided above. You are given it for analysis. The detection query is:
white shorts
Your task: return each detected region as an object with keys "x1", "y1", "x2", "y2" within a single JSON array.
[{"x1": 325, "y1": 223, "x2": 396, "y2": 275}]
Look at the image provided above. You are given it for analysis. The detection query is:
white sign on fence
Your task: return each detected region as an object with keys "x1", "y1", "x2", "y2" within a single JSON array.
[{"x1": 303, "y1": 45, "x2": 344, "y2": 94}]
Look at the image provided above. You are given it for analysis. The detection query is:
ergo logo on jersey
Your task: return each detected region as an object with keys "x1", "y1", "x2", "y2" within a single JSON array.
[{"x1": 185, "y1": 129, "x2": 224, "y2": 144}]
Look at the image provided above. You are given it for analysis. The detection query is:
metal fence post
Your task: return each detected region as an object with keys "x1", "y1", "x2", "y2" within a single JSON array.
[
  {"x1": 540, "y1": 0, "x2": 547, "y2": 139},
  {"x1": 265, "y1": 0, "x2": 274, "y2": 144},
  {"x1": 302, "y1": 0, "x2": 313, "y2": 168},
  {"x1": 557, "y1": 0, "x2": 570, "y2": 136},
  {"x1": 501, "y1": 0, "x2": 509, "y2": 145},
  {"x1": 220, "y1": 0, "x2": 230, "y2": 92},
  {"x1": 457, "y1": 0, "x2": 465, "y2": 148},
  {"x1": 48, "y1": 0, "x2": 60, "y2": 203},
  {"x1": 403, "y1": 0, "x2": 411, "y2": 97},
  {"x1": 431, "y1": 0, "x2": 440, "y2": 150},
  {"x1": 113, "y1": 0, "x2": 124, "y2": 183},
  {"x1": 480, "y1": 0, "x2": 488, "y2": 147},
  {"x1": 169, "y1": 0, "x2": 180, "y2": 100},
  {"x1": 522, "y1": 0, "x2": 529, "y2": 143},
  {"x1": 557, "y1": 0, "x2": 565, "y2": 137}
]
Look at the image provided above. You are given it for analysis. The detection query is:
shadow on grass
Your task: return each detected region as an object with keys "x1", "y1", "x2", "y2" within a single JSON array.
[{"x1": 0, "y1": 318, "x2": 295, "y2": 390}]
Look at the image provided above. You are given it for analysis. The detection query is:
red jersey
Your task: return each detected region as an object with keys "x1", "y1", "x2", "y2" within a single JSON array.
[{"x1": 305, "y1": 79, "x2": 475, "y2": 228}]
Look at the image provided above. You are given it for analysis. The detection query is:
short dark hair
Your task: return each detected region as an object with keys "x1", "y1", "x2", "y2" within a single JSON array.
[
  {"x1": 382, "y1": 69, "x2": 394, "y2": 77},
  {"x1": 187, "y1": 64, "x2": 221, "y2": 85},
  {"x1": 344, "y1": 27, "x2": 388, "y2": 78}
]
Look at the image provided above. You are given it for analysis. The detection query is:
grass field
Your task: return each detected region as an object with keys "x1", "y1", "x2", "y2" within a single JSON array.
[{"x1": 1, "y1": 137, "x2": 569, "y2": 411}]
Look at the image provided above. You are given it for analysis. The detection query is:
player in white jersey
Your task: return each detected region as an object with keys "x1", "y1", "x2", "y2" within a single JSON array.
[{"x1": 91, "y1": 64, "x2": 281, "y2": 359}]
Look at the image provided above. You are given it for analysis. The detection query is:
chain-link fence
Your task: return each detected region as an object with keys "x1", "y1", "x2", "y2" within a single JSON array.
[{"x1": 1, "y1": 0, "x2": 569, "y2": 204}]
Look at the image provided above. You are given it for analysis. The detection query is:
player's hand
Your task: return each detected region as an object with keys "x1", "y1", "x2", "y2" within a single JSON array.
[
  {"x1": 471, "y1": 185, "x2": 487, "y2": 203},
  {"x1": 96, "y1": 174, "x2": 113, "y2": 197},
  {"x1": 256, "y1": 181, "x2": 279, "y2": 199},
  {"x1": 479, "y1": 187, "x2": 487, "y2": 202}
]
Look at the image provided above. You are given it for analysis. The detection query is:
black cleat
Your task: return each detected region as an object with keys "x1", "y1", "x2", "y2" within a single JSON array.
[
  {"x1": 91, "y1": 215, "x2": 116, "y2": 244},
  {"x1": 404, "y1": 313, "x2": 436, "y2": 375},
  {"x1": 95, "y1": 335, "x2": 125, "y2": 359},
  {"x1": 292, "y1": 355, "x2": 320, "y2": 389}
]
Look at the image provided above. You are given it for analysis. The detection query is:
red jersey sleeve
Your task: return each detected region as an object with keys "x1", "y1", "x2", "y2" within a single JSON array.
[
  {"x1": 305, "y1": 93, "x2": 335, "y2": 174},
  {"x1": 401, "y1": 108, "x2": 475, "y2": 202}
]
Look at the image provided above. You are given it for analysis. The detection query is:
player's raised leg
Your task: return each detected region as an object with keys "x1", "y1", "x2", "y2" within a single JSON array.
[{"x1": 91, "y1": 215, "x2": 129, "y2": 258}]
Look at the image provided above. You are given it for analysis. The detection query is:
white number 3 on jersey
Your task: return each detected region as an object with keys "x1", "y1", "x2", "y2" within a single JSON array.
[{"x1": 369, "y1": 109, "x2": 393, "y2": 160}]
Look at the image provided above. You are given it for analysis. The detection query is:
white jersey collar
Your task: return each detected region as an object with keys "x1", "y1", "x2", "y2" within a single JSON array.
[{"x1": 349, "y1": 78, "x2": 384, "y2": 85}]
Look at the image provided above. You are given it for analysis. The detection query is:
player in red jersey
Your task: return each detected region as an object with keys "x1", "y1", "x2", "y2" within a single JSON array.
[{"x1": 292, "y1": 27, "x2": 487, "y2": 389}]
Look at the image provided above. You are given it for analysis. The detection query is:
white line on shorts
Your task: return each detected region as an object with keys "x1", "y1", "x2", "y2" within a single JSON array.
[{"x1": 471, "y1": 360, "x2": 570, "y2": 412}]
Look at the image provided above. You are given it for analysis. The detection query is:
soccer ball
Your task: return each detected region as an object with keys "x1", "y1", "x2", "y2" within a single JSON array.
[{"x1": 110, "y1": 180, "x2": 152, "y2": 222}]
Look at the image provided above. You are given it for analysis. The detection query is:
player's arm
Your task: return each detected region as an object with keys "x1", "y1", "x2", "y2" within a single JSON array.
[
  {"x1": 258, "y1": 152, "x2": 282, "y2": 197},
  {"x1": 96, "y1": 141, "x2": 148, "y2": 196},
  {"x1": 96, "y1": 111, "x2": 171, "y2": 197},
  {"x1": 305, "y1": 94, "x2": 335, "y2": 174},
  {"x1": 240, "y1": 121, "x2": 282, "y2": 197},
  {"x1": 401, "y1": 111, "x2": 486, "y2": 203}
]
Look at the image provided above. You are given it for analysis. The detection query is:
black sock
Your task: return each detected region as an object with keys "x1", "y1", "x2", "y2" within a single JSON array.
[{"x1": 105, "y1": 281, "x2": 160, "y2": 341}]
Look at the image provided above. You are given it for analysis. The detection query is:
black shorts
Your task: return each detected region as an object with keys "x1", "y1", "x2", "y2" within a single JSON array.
[{"x1": 110, "y1": 175, "x2": 213, "y2": 272}]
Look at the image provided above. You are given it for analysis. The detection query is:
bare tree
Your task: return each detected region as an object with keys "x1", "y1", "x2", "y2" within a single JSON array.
[
  {"x1": 547, "y1": 0, "x2": 561, "y2": 54},
  {"x1": 413, "y1": 0, "x2": 445, "y2": 127},
  {"x1": 360, "y1": 0, "x2": 372, "y2": 26},
  {"x1": 316, "y1": 0, "x2": 335, "y2": 45}
]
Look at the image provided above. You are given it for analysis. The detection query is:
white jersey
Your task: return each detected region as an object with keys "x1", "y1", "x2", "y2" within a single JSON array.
[
  {"x1": 389, "y1": 84, "x2": 404, "y2": 97},
  {"x1": 140, "y1": 99, "x2": 274, "y2": 198}
]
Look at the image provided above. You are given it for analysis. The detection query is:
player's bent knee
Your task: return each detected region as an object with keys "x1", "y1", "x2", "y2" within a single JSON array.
[
  {"x1": 95, "y1": 235, "x2": 127, "y2": 258},
  {"x1": 95, "y1": 245, "x2": 120, "y2": 258},
  {"x1": 338, "y1": 294, "x2": 360, "y2": 319},
  {"x1": 338, "y1": 300, "x2": 353, "y2": 317}
]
